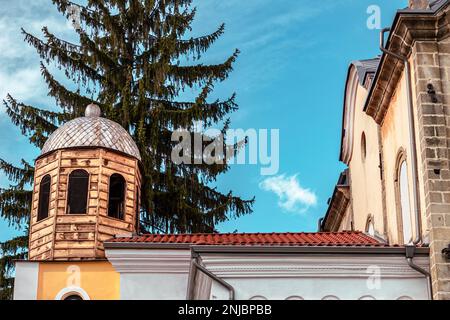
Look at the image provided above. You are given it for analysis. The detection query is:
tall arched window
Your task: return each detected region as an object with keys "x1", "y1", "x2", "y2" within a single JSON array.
[
  {"x1": 37, "y1": 175, "x2": 51, "y2": 221},
  {"x1": 108, "y1": 174, "x2": 126, "y2": 220},
  {"x1": 398, "y1": 160, "x2": 413, "y2": 244},
  {"x1": 67, "y1": 169, "x2": 89, "y2": 214}
]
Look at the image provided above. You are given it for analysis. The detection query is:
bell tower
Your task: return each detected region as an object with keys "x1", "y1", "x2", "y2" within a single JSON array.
[{"x1": 29, "y1": 104, "x2": 141, "y2": 261}]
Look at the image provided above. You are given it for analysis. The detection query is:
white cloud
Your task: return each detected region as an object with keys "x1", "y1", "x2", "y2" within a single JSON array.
[
  {"x1": 0, "y1": 67, "x2": 43, "y2": 104},
  {"x1": 0, "y1": 1, "x2": 77, "y2": 114},
  {"x1": 259, "y1": 174, "x2": 317, "y2": 214}
]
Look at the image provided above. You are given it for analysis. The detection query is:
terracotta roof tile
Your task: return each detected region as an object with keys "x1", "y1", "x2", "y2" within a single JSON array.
[{"x1": 107, "y1": 231, "x2": 385, "y2": 247}]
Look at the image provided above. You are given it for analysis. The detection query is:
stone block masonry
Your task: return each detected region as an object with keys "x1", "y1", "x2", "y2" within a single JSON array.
[{"x1": 412, "y1": 37, "x2": 450, "y2": 300}]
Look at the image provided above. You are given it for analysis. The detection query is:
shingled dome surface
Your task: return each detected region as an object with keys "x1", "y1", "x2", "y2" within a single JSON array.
[{"x1": 41, "y1": 104, "x2": 141, "y2": 160}]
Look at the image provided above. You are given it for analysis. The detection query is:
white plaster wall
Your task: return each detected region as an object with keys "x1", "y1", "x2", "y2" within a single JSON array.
[
  {"x1": 201, "y1": 253, "x2": 431, "y2": 301},
  {"x1": 210, "y1": 276, "x2": 428, "y2": 300},
  {"x1": 13, "y1": 261, "x2": 39, "y2": 300},
  {"x1": 106, "y1": 248, "x2": 192, "y2": 300},
  {"x1": 120, "y1": 273, "x2": 189, "y2": 300},
  {"x1": 106, "y1": 247, "x2": 431, "y2": 300}
]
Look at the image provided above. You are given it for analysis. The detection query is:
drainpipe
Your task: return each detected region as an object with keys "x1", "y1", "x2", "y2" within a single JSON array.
[
  {"x1": 188, "y1": 252, "x2": 235, "y2": 300},
  {"x1": 379, "y1": 28, "x2": 422, "y2": 245},
  {"x1": 405, "y1": 245, "x2": 433, "y2": 299},
  {"x1": 318, "y1": 218, "x2": 324, "y2": 232}
]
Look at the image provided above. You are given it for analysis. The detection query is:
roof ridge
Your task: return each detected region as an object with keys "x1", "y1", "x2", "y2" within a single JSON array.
[{"x1": 135, "y1": 231, "x2": 366, "y2": 236}]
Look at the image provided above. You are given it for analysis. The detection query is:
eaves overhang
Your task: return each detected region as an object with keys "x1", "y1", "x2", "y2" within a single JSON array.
[{"x1": 190, "y1": 245, "x2": 430, "y2": 255}]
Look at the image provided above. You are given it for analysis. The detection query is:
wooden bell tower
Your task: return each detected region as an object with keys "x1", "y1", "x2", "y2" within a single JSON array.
[{"x1": 29, "y1": 104, "x2": 142, "y2": 261}]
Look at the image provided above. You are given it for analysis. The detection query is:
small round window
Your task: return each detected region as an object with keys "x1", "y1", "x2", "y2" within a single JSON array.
[{"x1": 361, "y1": 132, "x2": 367, "y2": 161}]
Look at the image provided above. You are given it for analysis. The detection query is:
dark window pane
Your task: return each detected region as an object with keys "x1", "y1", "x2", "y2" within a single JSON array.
[
  {"x1": 108, "y1": 174, "x2": 126, "y2": 220},
  {"x1": 64, "y1": 294, "x2": 83, "y2": 300},
  {"x1": 37, "y1": 175, "x2": 51, "y2": 221},
  {"x1": 67, "y1": 170, "x2": 89, "y2": 214}
]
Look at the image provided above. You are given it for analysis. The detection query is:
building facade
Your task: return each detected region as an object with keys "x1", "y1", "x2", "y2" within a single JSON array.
[{"x1": 322, "y1": 0, "x2": 450, "y2": 300}]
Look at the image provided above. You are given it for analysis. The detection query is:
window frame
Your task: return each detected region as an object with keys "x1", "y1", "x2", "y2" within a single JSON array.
[
  {"x1": 394, "y1": 150, "x2": 414, "y2": 245},
  {"x1": 365, "y1": 215, "x2": 375, "y2": 237},
  {"x1": 55, "y1": 286, "x2": 90, "y2": 300}
]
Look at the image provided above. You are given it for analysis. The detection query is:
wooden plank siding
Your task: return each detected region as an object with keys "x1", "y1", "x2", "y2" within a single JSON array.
[{"x1": 29, "y1": 148, "x2": 141, "y2": 261}]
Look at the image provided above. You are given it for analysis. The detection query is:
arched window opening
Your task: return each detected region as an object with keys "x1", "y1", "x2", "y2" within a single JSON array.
[
  {"x1": 108, "y1": 174, "x2": 126, "y2": 220},
  {"x1": 398, "y1": 160, "x2": 413, "y2": 244},
  {"x1": 285, "y1": 296, "x2": 304, "y2": 300},
  {"x1": 67, "y1": 169, "x2": 89, "y2": 214},
  {"x1": 55, "y1": 287, "x2": 90, "y2": 300},
  {"x1": 359, "y1": 295, "x2": 376, "y2": 300},
  {"x1": 249, "y1": 295, "x2": 268, "y2": 300},
  {"x1": 37, "y1": 175, "x2": 51, "y2": 221},
  {"x1": 322, "y1": 295, "x2": 340, "y2": 300},
  {"x1": 366, "y1": 215, "x2": 375, "y2": 237}
]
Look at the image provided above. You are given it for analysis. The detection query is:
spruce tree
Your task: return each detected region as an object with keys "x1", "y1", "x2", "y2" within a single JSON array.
[{"x1": 0, "y1": 0, "x2": 254, "y2": 299}]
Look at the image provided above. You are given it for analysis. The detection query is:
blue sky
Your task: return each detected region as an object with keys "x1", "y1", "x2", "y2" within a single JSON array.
[{"x1": 0, "y1": 0, "x2": 408, "y2": 241}]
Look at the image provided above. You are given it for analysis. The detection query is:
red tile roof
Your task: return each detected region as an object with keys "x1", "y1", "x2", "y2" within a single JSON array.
[{"x1": 107, "y1": 231, "x2": 384, "y2": 247}]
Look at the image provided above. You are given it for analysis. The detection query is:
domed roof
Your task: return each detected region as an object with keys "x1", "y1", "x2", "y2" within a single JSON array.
[{"x1": 41, "y1": 104, "x2": 141, "y2": 161}]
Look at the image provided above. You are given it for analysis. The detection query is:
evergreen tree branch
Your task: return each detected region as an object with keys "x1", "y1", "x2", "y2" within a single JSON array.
[
  {"x1": 0, "y1": 188, "x2": 32, "y2": 227},
  {"x1": 40, "y1": 63, "x2": 94, "y2": 115},
  {"x1": 0, "y1": 159, "x2": 34, "y2": 189},
  {"x1": 3, "y1": 95, "x2": 61, "y2": 148},
  {"x1": 0, "y1": 236, "x2": 28, "y2": 257},
  {"x1": 167, "y1": 49, "x2": 240, "y2": 88},
  {"x1": 22, "y1": 28, "x2": 103, "y2": 85},
  {"x1": 175, "y1": 24, "x2": 225, "y2": 59}
]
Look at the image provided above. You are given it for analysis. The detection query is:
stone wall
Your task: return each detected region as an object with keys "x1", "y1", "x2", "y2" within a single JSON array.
[{"x1": 412, "y1": 38, "x2": 450, "y2": 300}]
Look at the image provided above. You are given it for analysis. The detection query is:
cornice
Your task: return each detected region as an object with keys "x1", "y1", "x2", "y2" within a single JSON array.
[
  {"x1": 105, "y1": 248, "x2": 191, "y2": 273},
  {"x1": 323, "y1": 186, "x2": 350, "y2": 232}
]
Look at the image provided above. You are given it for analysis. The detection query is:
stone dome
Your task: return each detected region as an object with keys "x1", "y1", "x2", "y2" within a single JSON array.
[{"x1": 40, "y1": 104, "x2": 141, "y2": 160}]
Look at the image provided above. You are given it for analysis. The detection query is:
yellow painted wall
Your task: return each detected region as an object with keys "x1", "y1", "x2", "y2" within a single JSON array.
[
  {"x1": 339, "y1": 204, "x2": 353, "y2": 231},
  {"x1": 344, "y1": 59, "x2": 427, "y2": 245},
  {"x1": 380, "y1": 62, "x2": 427, "y2": 245},
  {"x1": 37, "y1": 261, "x2": 120, "y2": 300}
]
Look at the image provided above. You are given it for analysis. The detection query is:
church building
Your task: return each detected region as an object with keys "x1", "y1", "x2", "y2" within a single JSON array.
[{"x1": 12, "y1": 0, "x2": 450, "y2": 300}]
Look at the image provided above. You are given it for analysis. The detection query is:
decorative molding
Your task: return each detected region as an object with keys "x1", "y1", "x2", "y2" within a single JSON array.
[
  {"x1": 54, "y1": 286, "x2": 90, "y2": 300},
  {"x1": 341, "y1": 66, "x2": 359, "y2": 165},
  {"x1": 285, "y1": 295, "x2": 304, "y2": 300},
  {"x1": 322, "y1": 295, "x2": 340, "y2": 300},
  {"x1": 106, "y1": 248, "x2": 191, "y2": 273},
  {"x1": 249, "y1": 295, "x2": 267, "y2": 300},
  {"x1": 199, "y1": 254, "x2": 430, "y2": 279},
  {"x1": 365, "y1": 3, "x2": 450, "y2": 124}
]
